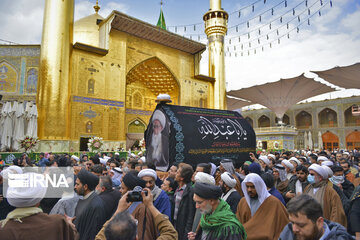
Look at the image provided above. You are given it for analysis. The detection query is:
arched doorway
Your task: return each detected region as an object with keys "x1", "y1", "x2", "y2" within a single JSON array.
[
  {"x1": 319, "y1": 108, "x2": 337, "y2": 128},
  {"x1": 344, "y1": 106, "x2": 360, "y2": 127},
  {"x1": 126, "y1": 57, "x2": 180, "y2": 111},
  {"x1": 346, "y1": 131, "x2": 360, "y2": 150},
  {"x1": 296, "y1": 111, "x2": 312, "y2": 129},
  {"x1": 322, "y1": 131, "x2": 339, "y2": 151},
  {"x1": 275, "y1": 114, "x2": 290, "y2": 125},
  {"x1": 126, "y1": 119, "x2": 146, "y2": 150},
  {"x1": 258, "y1": 115, "x2": 270, "y2": 128}
]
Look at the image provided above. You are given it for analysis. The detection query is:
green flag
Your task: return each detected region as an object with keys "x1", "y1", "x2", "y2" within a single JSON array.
[{"x1": 157, "y1": 8, "x2": 166, "y2": 30}]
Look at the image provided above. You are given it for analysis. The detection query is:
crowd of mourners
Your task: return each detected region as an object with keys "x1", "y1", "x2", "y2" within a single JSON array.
[{"x1": 0, "y1": 149, "x2": 360, "y2": 240}]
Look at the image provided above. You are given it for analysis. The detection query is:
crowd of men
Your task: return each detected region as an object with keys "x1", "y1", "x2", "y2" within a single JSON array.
[{"x1": 0, "y1": 149, "x2": 359, "y2": 240}]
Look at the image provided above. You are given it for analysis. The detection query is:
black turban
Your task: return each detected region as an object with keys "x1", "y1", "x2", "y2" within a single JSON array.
[
  {"x1": 194, "y1": 182, "x2": 222, "y2": 200},
  {"x1": 77, "y1": 169, "x2": 99, "y2": 191},
  {"x1": 122, "y1": 173, "x2": 146, "y2": 190}
]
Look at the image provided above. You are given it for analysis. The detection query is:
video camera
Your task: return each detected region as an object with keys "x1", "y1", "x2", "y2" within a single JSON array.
[{"x1": 127, "y1": 186, "x2": 148, "y2": 202}]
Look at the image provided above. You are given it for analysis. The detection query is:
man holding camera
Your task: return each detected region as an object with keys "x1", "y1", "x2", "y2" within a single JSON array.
[{"x1": 95, "y1": 184, "x2": 177, "y2": 240}]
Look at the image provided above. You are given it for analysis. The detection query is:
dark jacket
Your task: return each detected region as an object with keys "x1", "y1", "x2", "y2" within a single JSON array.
[
  {"x1": 333, "y1": 184, "x2": 351, "y2": 214},
  {"x1": 279, "y1": 219, "x2": 353, "y2": 240},
  {"x1": 341, "y1": 179, "x2": 354, "y2": 199},
  {"x1": 98, "y1": 189, "x2": 122, "y2": 221},
  {"x1": 348, "y1": 189, "x2": 360, "y2": 235},
  {"x1": 175, "y1": 184, "x2": 196, "y2": 240},
  {"x1": 225, "y1": 190, "x2": 242, "y2": 214},
  {"x1": 269, "y1": 187, "x2": 286, "y2": 205}
]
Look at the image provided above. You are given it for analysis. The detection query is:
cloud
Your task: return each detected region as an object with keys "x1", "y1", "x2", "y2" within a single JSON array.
[{"x1": 0, "y1": 0, "x2": 44, "y2": 44}]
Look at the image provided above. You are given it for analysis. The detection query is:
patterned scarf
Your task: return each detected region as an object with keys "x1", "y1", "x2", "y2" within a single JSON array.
[{"x1": 200, "y1": 199, "x2": 247, "y2": 239}]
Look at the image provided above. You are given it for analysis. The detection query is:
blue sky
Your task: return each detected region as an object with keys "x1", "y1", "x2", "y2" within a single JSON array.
[{"x1": 1, "y1": 0, "x2": 360, "y2": 106}]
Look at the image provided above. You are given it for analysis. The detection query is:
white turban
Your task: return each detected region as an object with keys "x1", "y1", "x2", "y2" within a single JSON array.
[
  {"x1": 289, "y1": 157, "x2": 301, "y2": 166},
  {"x1": 7, "y1": 172, "x2": 47, "y2": 208},
  {"x1": 221, "y1": 172, "x2": 237, "y2": 188},
  {"x1": 138, "y1": 169, "x2": 157, "y2": 180},
  {"x1": 139, "y1": 156, "x2": 146, "y2": 163},
  {"x1": 267, "y1": 154, "x2": 275, "y2": 160},
  {"x1": 317, "y1": 156, "x2": 328, "y2": 162},
  {"x1": 1, "y1": 166, "x2": 23, "y2": 179},
  {"x1": 152, "y1": 110, "x2": 166, "y2": 129},
  {"x1": 130, "y1": 153, "x2": 136, "y2": 158},
  {"x1": 282, "y1": 160, "x2": 294, "y2": 170},
  {"x1": 114, "y1": 152, "x2": 120, "y2": 156},
  {"x1": 195, "y1": 172, "x2": 215, "y2": 185},
  {"x1": 309, "y1": 164, "x2": 328, "y2": 179},
  {"x1": 259, "y1": 156, "x2": 270, "y2": 166},
  {"x1": 343, "y1": 152, "x2": 350, "y2": 156},
  {"x1": 71, "y1": 155, "x2": 79, "y2": 161},
  {"x1": 321, "y1": 161, "x2": 334, "y2": 167},
  {"x1": 99, "y1": 158, "x2": 108, "y2": 165},
  {"x1": 322, "y1": 165, "x2": 333, "y2": 178}
]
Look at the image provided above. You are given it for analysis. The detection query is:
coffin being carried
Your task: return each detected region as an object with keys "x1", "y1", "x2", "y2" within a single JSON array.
[{"x1": 145, "y1": 103, "x2": 256, "y2": 172}]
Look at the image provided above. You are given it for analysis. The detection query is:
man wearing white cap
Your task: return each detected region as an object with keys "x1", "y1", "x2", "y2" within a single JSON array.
[
  {"x1": 236, "y1": 173, "x2": 289, "y2": 240},
  {"x1": 303, "y1": 164, "x2": 347, "y2": 227},
  {"x1": 138, "y1": 168, "x2": 171, "y2": 218},
  {"x1": 259, "y1": 155, "x2": 272, "y2": 174},
  {"x1": 146, "y1": 109, "x2": 169, "y2": 172},
  {"x1": 0, "y1": 172, "x2": 78, "y2": 239},
  {"x1": 282, "y1": 160, "x2": 295, "y2": 181},
  {"x1": 220, "y1": 172, "x2": 242, "y2": 213}
]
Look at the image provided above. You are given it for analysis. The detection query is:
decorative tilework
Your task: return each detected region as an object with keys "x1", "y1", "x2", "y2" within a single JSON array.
[
  {"x1": 20, "y1": 58, "x2": 26, "y2": 94},
  {"x1": 72, "y1": 95, "x2": 124, "y2": 107},
  {"x1": 125, "y1": 109, "x2": 153, "y2": 116},
  {"x1": 0, "y1": 47, "x2": 40, "y2": 57}
]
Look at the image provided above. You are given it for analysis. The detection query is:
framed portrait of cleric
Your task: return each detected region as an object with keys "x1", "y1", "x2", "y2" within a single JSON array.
[{"x1": 145, "y1": 109, "x2": 170, "y2": 172}]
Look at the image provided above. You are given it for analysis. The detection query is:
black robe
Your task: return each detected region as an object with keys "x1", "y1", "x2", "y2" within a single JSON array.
[
  {"x1": 98, "y1": 189, "x2": 122, "y2": 221},
  {"x1": 224, "y1": 191, "x2": 242, "y2": 214},
  {"x1": 74, "y1": 192, "x2": 106, "y2": 240}
]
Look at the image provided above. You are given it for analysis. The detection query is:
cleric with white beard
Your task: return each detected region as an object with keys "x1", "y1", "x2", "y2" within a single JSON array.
[{"x1": 147, "y1": 110, "x2": 169, "y2": 172}]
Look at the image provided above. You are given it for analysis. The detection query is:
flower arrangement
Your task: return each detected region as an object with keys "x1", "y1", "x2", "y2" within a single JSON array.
[
  {"x1": 139, "y1": 138, "x2": 146, "y2": 151},
  {"x1": 19, "y1": 136, "x2": 39, "y2": 153},
  {"x1": 87, "y1": 137, "x2": 104, "y2": 153}
]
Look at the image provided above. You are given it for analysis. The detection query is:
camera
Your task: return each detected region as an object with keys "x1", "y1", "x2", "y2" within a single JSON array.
[{"x1": 127, "y1": 186, "x2": 148, "y2": 202}]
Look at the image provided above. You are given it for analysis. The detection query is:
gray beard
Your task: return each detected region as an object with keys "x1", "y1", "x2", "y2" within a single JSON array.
[{"x1": 151, "y1": 133, "x2": 162, "y2": 161}]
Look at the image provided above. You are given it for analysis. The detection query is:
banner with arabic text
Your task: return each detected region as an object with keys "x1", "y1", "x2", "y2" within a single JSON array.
[{"x1": 145, "y1": 104, "x2": 256, "y2": 170}]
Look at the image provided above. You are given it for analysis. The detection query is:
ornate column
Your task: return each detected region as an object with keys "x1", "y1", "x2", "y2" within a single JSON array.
[{"x1": 203, "y1": 0, "x2": 228, "y2": 109}]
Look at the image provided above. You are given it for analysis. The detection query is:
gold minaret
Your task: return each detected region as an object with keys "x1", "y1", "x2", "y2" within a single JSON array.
[
  {"x1": 38, "y1": 0, "x2": 74, "y2": 139},
  {"x1": 203, "y1": 0, "x2": 228, "y2": 110}
]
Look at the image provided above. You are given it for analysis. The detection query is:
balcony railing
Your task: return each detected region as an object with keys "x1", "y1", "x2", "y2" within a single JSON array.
[{"x1": 254, "y1": 126, "x2": 297, "y2": 133}]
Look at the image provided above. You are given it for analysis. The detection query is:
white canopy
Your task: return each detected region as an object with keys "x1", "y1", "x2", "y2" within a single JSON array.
[
  {"x1": 226, "y1": 96, "x2": 252, "y2": 110},
  {"x1": 318, "y1": 131, "x2": 323, "y2": 149},
  {"x1": 312, "y1": 63, "x2": 360, "y2": 89},
  {"x1": 308, "y1": 131, "x2": 313, "y2": 150},
  {"x1": 227, "y1": 74, "x2": 336, "y2": 119}
]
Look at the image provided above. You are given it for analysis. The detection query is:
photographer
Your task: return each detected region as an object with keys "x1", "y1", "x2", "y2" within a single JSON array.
[{"x1": 95, "y1": 174, "x2": 177, "y2": 240}]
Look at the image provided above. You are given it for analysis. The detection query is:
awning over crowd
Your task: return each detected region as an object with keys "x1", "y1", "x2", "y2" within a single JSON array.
[
  {"x1": 226, "y1": 96, "x2": 252, "y2": 110},
  {"x1": 227, "y1": 74, "x2": 336, "y2": 120},
  {"x1": 311, "y1": 62, "x2": 360, "y2": 89}
]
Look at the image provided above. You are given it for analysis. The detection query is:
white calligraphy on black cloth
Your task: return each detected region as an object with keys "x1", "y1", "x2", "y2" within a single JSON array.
[{"x1": 197, "y1": 116, "x2": 247, "y2": 140}]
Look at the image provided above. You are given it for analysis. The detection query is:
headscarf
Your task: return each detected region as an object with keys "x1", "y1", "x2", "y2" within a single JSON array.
[
  {"x1": 210, "y1": 163, "x2": 217, "y2": 176},
  {"x1": 273, "y1": 164, "x2": 287, "y2": 182},
  {"x1": 220, "y1": 159, "x2": 235, "y2": 175},
  {"x1": 241, "y1": 173, "x2": 270, "y2": 209},
  {"x1": 195, "y1": 172, "x2": 215, "y2": 185},
  {"x1": 221, "y1": 172, "x2": 237, "y2": 188}
]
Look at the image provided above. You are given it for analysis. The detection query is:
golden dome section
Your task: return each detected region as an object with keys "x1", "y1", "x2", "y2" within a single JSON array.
[
  {"x1": 73, "y1": 13, "x2": 104, "y2": 47},
  {"x1": 126, "y1": 57, "x2": 179, "y2": 96}
]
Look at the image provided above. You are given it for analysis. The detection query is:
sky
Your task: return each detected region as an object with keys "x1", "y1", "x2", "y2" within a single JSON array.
[{"x1": 1, "y1": 0, "x2": 360, "y2": 109}]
